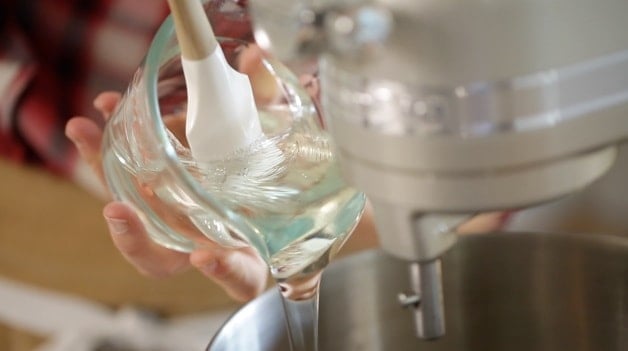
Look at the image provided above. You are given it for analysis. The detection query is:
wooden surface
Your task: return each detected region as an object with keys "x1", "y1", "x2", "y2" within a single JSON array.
[{"x1": 0, "y1": 159, "x2": 239, "y2": 349}]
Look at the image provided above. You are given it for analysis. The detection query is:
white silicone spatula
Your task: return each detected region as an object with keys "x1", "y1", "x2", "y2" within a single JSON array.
[{"x1": 167, "y1": 0, "x2": 264, "y2": 163}]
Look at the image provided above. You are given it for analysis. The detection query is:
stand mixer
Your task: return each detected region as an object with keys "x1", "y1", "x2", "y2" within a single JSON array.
[{"x1": 248, "y1": 0, "x2": 628, "y2": 340}]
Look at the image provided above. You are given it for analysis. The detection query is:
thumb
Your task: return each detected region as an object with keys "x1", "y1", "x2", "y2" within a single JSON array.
[{"x1": 190, "y1": 247, "x2": 269, "y2": 302}]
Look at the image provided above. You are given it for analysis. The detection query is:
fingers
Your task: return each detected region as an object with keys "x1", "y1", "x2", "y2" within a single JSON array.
[
  {"x1": 299, "y1": 74, "x2": 320, "y2": 101},
  {"x1": 93, "y1": 91, "x2": 122, "y2": 120},
  {"x1": 87, "y1": 90, "x2": 268, "y2": 301},
  {"x1": 65, "y1": 91, "x2": 122, "y2": 184},
  {"x1": 238, "y1": 44, "x2": 280, "y2": 104},
  {"x1": 105, "y1": 201, "x2": 268, "y2": 300},
  {"x1": 77, "y1": 91, "x2": 268, "y2": 302},
  {"x1": 65, "y1": 117, "x2": 106, "y2": 184},
  {"x1": 298, "y1": 74, "x2": 324, "y2": 127},
  {"x1": 103, "y1": 202, "x2": 191, "y2": 278},
  {"x1": 163, "y1": 113, "x2": 188, "y2": 146},
  {"x1": 457, "y1": 211, "x2": 514, "y2": 235},
  {"x1": 338, "y1": 201, "x2": 380, "y2": 257},
  {"x1": 190, "y1": 247, "x2": 269, "y2": 302}
]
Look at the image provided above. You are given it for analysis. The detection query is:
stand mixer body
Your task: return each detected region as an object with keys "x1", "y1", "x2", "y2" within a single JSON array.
[{"x1": 250, "y1": 0, "x2": 628, "y2": 340}]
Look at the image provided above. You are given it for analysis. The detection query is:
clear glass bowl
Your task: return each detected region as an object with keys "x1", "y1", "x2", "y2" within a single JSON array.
[{"x1": 101, "y1": 7, "x2": 365, "y2": 261}]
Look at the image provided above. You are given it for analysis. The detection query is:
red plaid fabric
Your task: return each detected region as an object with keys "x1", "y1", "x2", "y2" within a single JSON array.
[{"x1": 0, "y1": 0, "x2": 252, "y2": 178}]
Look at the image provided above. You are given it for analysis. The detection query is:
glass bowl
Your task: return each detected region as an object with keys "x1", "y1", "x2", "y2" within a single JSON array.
[{"x1": 101, "y1": 6, "x2": 365, "y2": 262}]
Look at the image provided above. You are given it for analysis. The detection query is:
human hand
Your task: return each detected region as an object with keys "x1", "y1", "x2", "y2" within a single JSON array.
[{"x1": 65, "y1": 92, "x2": 268, "y2": 302}]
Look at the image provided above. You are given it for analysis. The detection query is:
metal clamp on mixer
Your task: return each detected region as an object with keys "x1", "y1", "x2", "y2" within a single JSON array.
[{"x1": 250, "y1": 0, "x2": 628, "y2": 341}]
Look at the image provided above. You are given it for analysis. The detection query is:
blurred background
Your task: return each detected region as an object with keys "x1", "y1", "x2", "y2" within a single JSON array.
[
  {"x1": 2, "y1": 0, "x2": 628, "y2": 350},
  {"x1": 0, "y1": 157, "x2": 238, "y2": 350}
]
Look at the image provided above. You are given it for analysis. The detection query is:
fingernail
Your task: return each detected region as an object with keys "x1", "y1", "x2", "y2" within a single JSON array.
[
  {"x1": 105, "y1": 217, "x2": 129, "y2": 235},
  {"x1": 93, "y1": 97, "x2": 111, "y2": 118}
]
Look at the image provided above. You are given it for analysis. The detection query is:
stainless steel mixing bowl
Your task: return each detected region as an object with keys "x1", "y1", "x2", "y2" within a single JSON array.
[{"x1": 208, "y1": 232, "x2": 628, "y2": 351}]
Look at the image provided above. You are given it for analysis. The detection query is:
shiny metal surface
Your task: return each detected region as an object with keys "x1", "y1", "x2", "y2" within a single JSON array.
[
  {"x1": 403, "y1": 260, "x2": 446, "y2": 340},
  {"x1": 208, "y1": 233, "x2": 628, "y2": 350}
]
